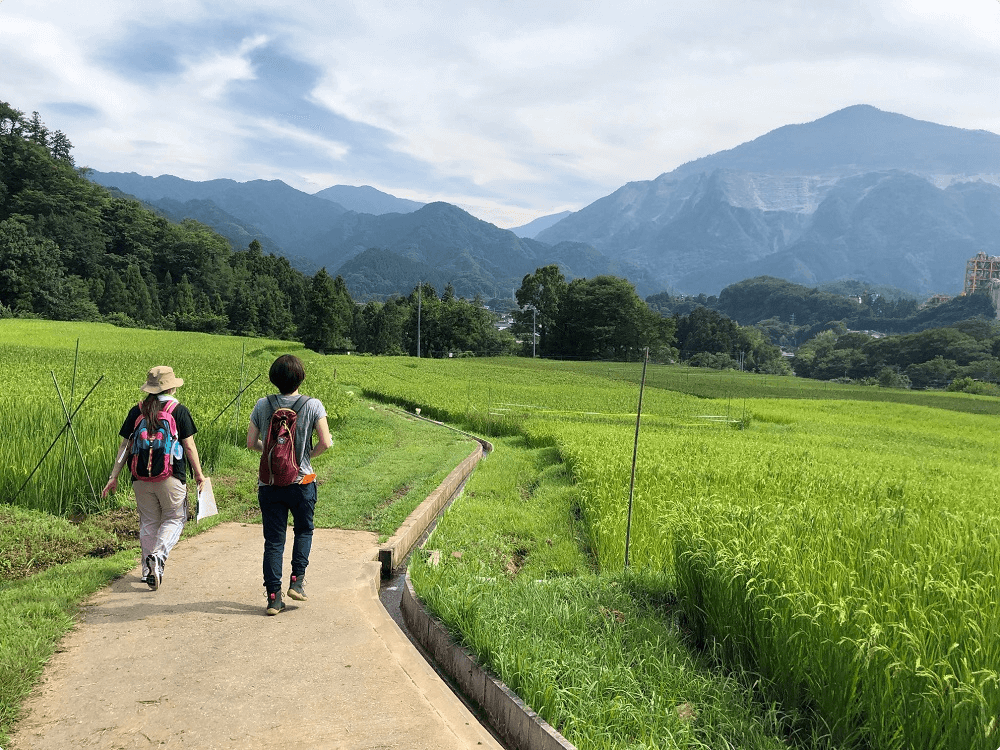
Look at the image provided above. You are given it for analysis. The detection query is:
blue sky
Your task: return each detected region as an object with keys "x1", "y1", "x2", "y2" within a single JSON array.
[{"x1": 3, "y1": 0, "x2": 1000, "y2": 227}]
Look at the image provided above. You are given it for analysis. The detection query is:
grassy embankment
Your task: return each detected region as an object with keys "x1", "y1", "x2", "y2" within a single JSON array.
[{"x1": 0, "y1": 320, "x2": 474, "y2": 744}]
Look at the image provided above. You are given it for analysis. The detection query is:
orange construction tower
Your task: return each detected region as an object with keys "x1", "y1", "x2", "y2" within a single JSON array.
[{"x1": 964, "y1": 251, "x2": 1000, "y2": 295}]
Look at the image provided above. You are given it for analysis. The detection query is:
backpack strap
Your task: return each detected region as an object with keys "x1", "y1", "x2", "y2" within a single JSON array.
[
  {"x1": 133, "y1": 398, "x2": 179, "y2": 428},
  {"x1": 264, "y1": 394, "x2": 278, "y2": 423},
  {"x1": 263, "y1": 394, "x2": 309, "y2": 420}
]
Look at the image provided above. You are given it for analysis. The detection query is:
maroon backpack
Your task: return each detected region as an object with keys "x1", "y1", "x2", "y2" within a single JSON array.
[{"x1": 258, "y1": 395, "x2": 309, "y2": 486}]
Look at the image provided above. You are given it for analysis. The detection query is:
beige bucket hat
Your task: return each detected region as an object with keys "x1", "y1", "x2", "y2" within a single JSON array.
[{"x1": 141, "y1": 366, "x2": 184, "y2": 393}]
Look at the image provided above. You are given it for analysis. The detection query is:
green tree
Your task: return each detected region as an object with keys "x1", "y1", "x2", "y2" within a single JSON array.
[
  {"x1": 877, "y1": 367, "x2": 911, "y2": 389},
  {"x1": 406, "y1": 283, "x2": 441, "y2": 356},
  {"x1": 905, "y1": 355, "x2": 957, "y2": 390},
  {"x1": 514, "y1": 265, "x2": 568, "y2": 356},
  {"x1": 170, "y1": 274, "x2": 197, "y2": 318},
  {"x1": 559, "y1": 276, "x2": 666, "y2": 360},
  {"x1": 99, "y1": 268, "x2": 128, "y2": 317},
  {"x1": 301, "y1": 268, "x2": 354, "y2": 353},
  {"x1": 675, "y1": 307, "x2": 739, "y2": 360},
  {"x1": 367, "y1": 298, "x2": 410, "y2": 355},
  {"x1": 226, "y1": 279, "x2": 260, "y2": 336},
  {"x1": 0, "y1": 217, "x2": 62, "y2": 313},
  {"x1": 122, "y1": 264, "x2": 154, "y2": 323}
]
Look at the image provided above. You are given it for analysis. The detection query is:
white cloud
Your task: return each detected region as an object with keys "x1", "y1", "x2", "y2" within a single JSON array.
[
  {"x1": 3, "y1": 0, "x2": 1000, "y2": 222},
  {"x1": 180, "y1": 35, "x2": 266, "y2": 101}
]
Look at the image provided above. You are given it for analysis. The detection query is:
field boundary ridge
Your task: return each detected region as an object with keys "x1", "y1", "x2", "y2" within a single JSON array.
[{"x1": 377, "y1": 418, "x2": 492, "y2": 576}]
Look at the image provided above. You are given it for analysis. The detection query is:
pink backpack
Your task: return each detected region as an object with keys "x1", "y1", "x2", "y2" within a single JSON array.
[{"x1": 130, "y1": 400, "x2": 182, "y2": 481}]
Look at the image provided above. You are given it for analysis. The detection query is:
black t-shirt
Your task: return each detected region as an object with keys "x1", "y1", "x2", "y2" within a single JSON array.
[{"x1": 119, "y1": 400, "x2": 197, "y2": 483}]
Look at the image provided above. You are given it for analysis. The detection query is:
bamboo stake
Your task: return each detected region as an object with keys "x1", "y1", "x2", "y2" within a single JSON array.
[
  {"x1": 210, "y1": 373, "x2": 262, "y2": 425},
  {"x1": 58, "y1": 338, "x2": 80, "y2": 512},
  {"x1": 52, "y1": 372, "x2": 99, "y2": 506},
  {"x1": 12, "y1": 375, "x2": 103, "y2": 505}
]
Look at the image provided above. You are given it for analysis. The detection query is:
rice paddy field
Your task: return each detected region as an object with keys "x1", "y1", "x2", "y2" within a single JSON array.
[
  {"x1": 3, "y1": 321, "x2": 1000, "y2": 749},
  {"x1": 340, "y1": 356, "x2": 1000, "y2": 750},
  {"x1": 0, "y1": 319, "x2": 353, "y2": 516}
]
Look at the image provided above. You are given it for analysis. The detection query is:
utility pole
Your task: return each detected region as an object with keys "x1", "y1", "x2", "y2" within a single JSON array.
[
  {"x1": 532, "y1": 305, "x2": 537, "y2": 358},
  {"x1": 417, "y1": 282, "x2": 422, "y2": 358},
  {"x1": 624, "y1": 347, "x2": 649, "y2": 569}
]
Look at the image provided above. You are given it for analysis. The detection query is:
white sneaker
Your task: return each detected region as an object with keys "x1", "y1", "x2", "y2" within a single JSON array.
[{"x1": 145, "y1": 555, "x2": 161, "y2": 590}]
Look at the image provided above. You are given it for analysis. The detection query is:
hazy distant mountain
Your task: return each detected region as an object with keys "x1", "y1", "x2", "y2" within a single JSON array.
[
  {"x1": 510, "y1": 211, "x2": 573, "y2": 238},
  {"x1": 85, "y1": 171, "x2": 651, "y2": 302},
  {"x1": 538, "y1": 105, "x2": 1000, "y2": 297},
  {"x1": 671, "y1": 104, "x2": 1000, "y2": 179},
  {"x1": 86, "y1": 171, "x2": 349, "y2": 258},
  {"x1": 145, "y1": 197, "x2": 285, "y2": 257},
  {"x1": 313, "y1": 184, "x2": 424, "y2": 215},
  {"x1": 306, "y1": 202, "x2": 658, "y2": 300}
]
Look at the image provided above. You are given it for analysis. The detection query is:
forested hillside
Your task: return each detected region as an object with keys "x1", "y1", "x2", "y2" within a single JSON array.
[
  {"x1": 0, "y1": 100, "x2": 514, "y2": 357},
  {"x1": 649, "y1": 276, "x2": 994, "y2": 340},
  {"x1": 0, "y1": 102, "x2": 321, "y2": 338},
  {"x1": 87, "y1": 170, "x2": 659, "y2": 304}
]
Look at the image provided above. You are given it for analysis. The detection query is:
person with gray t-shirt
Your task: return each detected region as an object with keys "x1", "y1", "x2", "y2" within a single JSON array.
[{"x1": 247, "y1": 354, "x2": 333, "y2": 615}]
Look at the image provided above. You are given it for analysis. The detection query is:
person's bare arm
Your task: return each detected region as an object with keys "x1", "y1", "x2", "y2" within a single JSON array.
[
  {"x1": 101, "y1": 437, "x2": 131, "y2": 498},
  {"x1": 181, "y1": 436, "x2": 207, "y2": 491},
  {"x1": 310, "y1": 417, "x2": 333, "y2": 458},
  {"x1": 247, "y1": 422, "x2": 262, "y2": 453}
]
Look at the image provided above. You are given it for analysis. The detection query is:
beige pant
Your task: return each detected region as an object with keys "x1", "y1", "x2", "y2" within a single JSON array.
[{"x1": 134, "y1": 476, "x2": 187, "y2": 577}]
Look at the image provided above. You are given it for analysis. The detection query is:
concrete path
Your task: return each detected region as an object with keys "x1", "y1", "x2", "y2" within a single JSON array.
[{"x1": 8, "y1": 523, "x2": 504, "y2": 750}]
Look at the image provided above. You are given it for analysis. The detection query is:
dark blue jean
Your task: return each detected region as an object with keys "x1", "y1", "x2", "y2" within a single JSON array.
[{"x1": 258, "y1": 482, "x2": 317, "y2": 593}]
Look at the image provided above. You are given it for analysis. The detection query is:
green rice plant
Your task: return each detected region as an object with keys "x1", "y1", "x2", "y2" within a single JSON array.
[
  {"x1": 411, "y1": 438, "x2": 825, "y2": 749},
  {"x1": 0, "y1": 320, "x2": 353, "y2": 516},
  {"x1": 555, "y1": 398, "x2": 1000, "y2": 749},
  {"x1": 340, "y1": 353, "x2": 1000, "y2": 748}
]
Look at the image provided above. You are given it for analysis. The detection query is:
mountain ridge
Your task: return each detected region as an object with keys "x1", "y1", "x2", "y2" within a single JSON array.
[
  {"x1": 312, "y1": 184, "x2": 424, "y2": 215},
  {"x1": 537, "y1": 105, "x2": 1000, "y2": 296},
  {"x1": 85, "y1": 172, "x2": 653, "y2": 303},
  {"x1": 87, "y1": 105, "x2": 1000, "y2": 300}
]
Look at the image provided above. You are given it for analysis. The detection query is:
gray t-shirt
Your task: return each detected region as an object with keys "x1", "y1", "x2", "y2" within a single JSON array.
[{"x1": 250, "y1": 394, "x2": 327, "y2": 485}]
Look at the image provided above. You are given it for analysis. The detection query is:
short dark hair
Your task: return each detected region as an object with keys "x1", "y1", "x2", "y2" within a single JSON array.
[{"x1": 269, "y1": 354, "x2": 305, "y2": 394}]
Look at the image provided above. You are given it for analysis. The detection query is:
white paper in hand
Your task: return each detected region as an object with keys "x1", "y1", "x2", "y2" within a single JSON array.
[{"x1": 197, "y1": 477, "x2": 218, "y2": 522}]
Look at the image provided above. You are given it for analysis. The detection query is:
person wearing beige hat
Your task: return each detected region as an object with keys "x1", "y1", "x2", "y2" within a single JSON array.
[{"x1": 102, "y1": 366, "x2": 207, "y2": 590}]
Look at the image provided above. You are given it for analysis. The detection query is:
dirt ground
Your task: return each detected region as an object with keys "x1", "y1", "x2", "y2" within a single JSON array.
[{"x1": 8, "y1": 523, "x2": 503, "y2": 750}]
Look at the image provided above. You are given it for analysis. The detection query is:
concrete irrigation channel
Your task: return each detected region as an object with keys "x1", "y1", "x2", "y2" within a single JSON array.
[{"x1": 8, "y1": 421, "x2": 575, "y2": 750}]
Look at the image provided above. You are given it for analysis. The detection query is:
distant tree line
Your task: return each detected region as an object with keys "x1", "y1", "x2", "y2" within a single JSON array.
[
  {"x1": 649, "y1": 276, "x2": 995, "y2": 347},
  {"x1": 353, "y1": 283, "x2": 514, "y2": 356},
  {"x1": 647, "y1": 276, "x2": 933, "y2": 346},
  {"x1": 645, "y1": 275, "x2": 1000, "y2": 387},
  {"x1": 792, "y1": 318, "x2": 1000, "y2": 389},
  {"x1": 672, "y1": 306, "x2": 790, "y2": 374}
]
